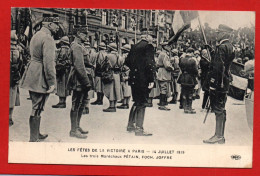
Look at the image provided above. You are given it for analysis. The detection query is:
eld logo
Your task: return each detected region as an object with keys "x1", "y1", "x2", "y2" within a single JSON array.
[{"x1": 231, "y1": 155, "x2": 241, "y2": 160}]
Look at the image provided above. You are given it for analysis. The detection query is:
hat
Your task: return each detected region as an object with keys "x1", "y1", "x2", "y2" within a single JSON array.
[
  {"x1": 73, "y1": 25, "x2": 88, "y2": 35},
  {"x1": 141, "y1": 28, "x2": 156, "y2": 37},
  {"x1": 42, "y1": 13, "x2": 59, "y2": 24},
  {"x1": 216, "y1": 24, "x2": 233, "y2": 33},
  {"x1": 107, "y1": 42, "x2": 117, "y2": 51},
  {"x1": 121, "y1": 44, "x2": 131, "y2": 52},
  {"x1": 99, "y1": 42, "x2": 107, "y2": 50},
  {"x1": 84, "y1": 41, "x2": 91, "y2": 47},
  {"x1": 171, "y1": 49, "x2": 178, "y2": 55},
  {"x1": 186, "y1": 47, "x2": 195, "y2": 53},
  {"x1": 59, "y1": 36, "x2": 70, "y2": 45},
  {"x1": 11, "y1": 30, "x2": 18, "y2": 45},
  {"x1": 194, "y1": 50, "x2": 200, "y2": 55}
]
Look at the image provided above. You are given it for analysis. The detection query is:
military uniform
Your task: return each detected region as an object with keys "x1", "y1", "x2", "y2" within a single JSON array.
[
  {"x1": 67, "y1": 27, "x2": 92, "y2": 139},
  {"x1": 125, "y1": 31, "x2": 156, "y2": 136},
  {"x1": 9, "y1": 30, "x2": 22, "y2": 126},
  {"x1": 157, "y1": 46, "x2": 174, "y2": 111},
  {"x1": 178, "y1": 49, "x2": 198, "y2": 114},
  {"x1": 91, "y1": 42, "x2": 107, "y2": 105},
  {"x1": 52, "y1": 36, "x2": 71, "y2": 108},
  {"x1": 103, "y1": 43, "x2": 123, "y2": 112},
  {"x1": 203, "y1": 24, "x2": 235, "y2": 144},
  {"x1": 20, "y1": 13, "x2": 59, "y2": 142}
]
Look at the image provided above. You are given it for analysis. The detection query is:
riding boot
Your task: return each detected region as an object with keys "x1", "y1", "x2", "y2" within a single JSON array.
[
  {"x1": 157, "y1": 94, "x2": 164, "y2": 106},
  {"x1": 37, "y1": 116, "x2": 48, "y2": 140},
  {"x1": 91, "y1": 93, "x2": 102, "y2": 105},
  {"x1": 52, "y1": 97, "x2": 66, "y2": 108},
  {"x1": 103, "y1": 101, "x2": 116, "y2": 112},
  {"x1": 183, "y1": 96, "x2": 188, "y2": 113},
  {"x1": 188, "y1": 99, "x2": 196, "y2": 114},
  {"x1": 77, "y1": 106, "x2": 89, "y2": 134},
  {"x1": 169, "y1": 92, "x2": 178, "y2": 104},
  {"x1": 70, "y1": 110, "x2": 87, "y2": 139},
  {"x1": 146, "y1": 97, "x2": 153, "y2": 107},
  {"x1": 135, "y1": 106, "x2": 152, "y2": 136},
  {"x1": 127, "y1": 105, "x2": 136, "y2": 132},
  {"x1": 29, "y1": 116, "x2": 40, "y2": 142},
  {"x1": 202, "y1": 91, "x2": 209, "y2": 109},
  {"x1": 158, "y1": 94, "x2": 170, "y2": 111}
]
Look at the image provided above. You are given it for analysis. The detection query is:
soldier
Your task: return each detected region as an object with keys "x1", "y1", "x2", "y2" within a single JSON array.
[
  {"x1": 169, "y1": 48, "x2": 180, "y2": 104},
  {"x1": 91, "y1": 42, "x2": 107, "y2": 105},
  {"x1": 66, "y1": 25, "x2": 92, "y2": 139},
  {"x1": 52, "y1": 36, "x2": 71, "y2": 108},
  {"x1": 20, "y1": 13, "x2": 60, "y2": 142},
  {"x1": 102, "y1": 42, "x2": 123, "y2": 112},
  {"x1": 157, "y1": 42, "x2": 174, "y2": 111},
  {"x1": 117, "y1": 44, "x2": 132, "y2": 109},
  {"x1": 9, "y1": 30, "x2": 23, "y2": 126},
  {"x1": 203, "y1": 24, "x2": 235, "y2": 144},
  {"x1": 193, "y1": 50, "x2": 201, "y2": 99},
  {"x1": 82, "y1": 41, "x2": 97, "y2": 114},
  {"x1": 125, "y1": 28, "x2": 156, "y2": 136},
  {"x1": 177, "y1": 48, "x2": 198, "y2": 114}
]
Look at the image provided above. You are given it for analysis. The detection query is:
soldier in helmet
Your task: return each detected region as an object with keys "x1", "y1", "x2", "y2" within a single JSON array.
[
  {"x1": 52, "y1": 36, "x2": 71, "y2": 109},
  {"x1": 157, "y1": 42, "x2": 174, "y2": 111},
  {"x1": 117, "y1": 44, "x2": 132, "y2": 109},
  {"x1": 169, "y1": 48, "x2": 180, "y2": 104},
  {"x1": 9, "y1": 30, "x2": 23, "y2": 126},
  {"x1": 20, "y1": 13, "x2": 60, "y2": 142},
  {"x1": 102, "y1": 42, "x2": 123, "y2": 112},
  {"x1": 66, "y1": 25, "x2": 92, "y2": 139},
  {"x1": 203, "y1": 24, "x2": 235, "y2": 144},
  {"x1": 91, "y1": 42, "x2": 107, "y2": 105},
  {"x1": 177, "y1": 47, "x2": 198, "y2": 114}
]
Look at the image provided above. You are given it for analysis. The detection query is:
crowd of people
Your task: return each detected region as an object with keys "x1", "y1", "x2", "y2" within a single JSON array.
[{"x1": 9, "y1": 13, "x2": 255, "y2": 143}]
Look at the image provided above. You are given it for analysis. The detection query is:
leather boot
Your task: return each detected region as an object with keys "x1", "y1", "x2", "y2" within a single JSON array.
[
  {"x1": 103, "y1": 101, "x2": 116, "y2": 112},
  {"x1": 37, "y1": 116, "x2": 48, "y2": 140},
  {"x1": 77, "y1": 107, "x2": 89, "y2": 134},
  {"x1": 91, "y1": 93, "x2": 103, "y2": 105},
  {"x1": 157, "y1": 94, "x2": 164, "y2": 106},
  {"x1": 169, "y1": 93, "x2": 177, "y2": 104},
  {"x1": 29, "y1": 116, "x2": 40, "y2": 142},
  {"x1": 52, "y1": 97, "x2": 66, "y2": 108},
  {"x1": 146, "y1": 97, "x2": 153, "y2": 107},
  {"x1": 70, "y1": 110, "x2": 87, "y2": 139},
  {"x1": 158, "y1": 94, "x2": 170, "y2": 111},
  {"x1": 135, "y1": 106, "x2": 152, "y2": 136},
  {"x1": 183, "y1": 97, "x2": 189, "y2": 113},
  {"x1": 9, "y1": 108, "x2": 14, "y2": 126},
  {"x1": 127, "y1": 105, "x2": 136, "y2": 132},
  {"x1": 188, "y1": 99, "x2": 196, "y2": 114}
]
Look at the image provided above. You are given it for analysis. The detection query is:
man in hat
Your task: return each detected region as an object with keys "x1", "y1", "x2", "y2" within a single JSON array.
[
  {"x1": 169, "y1": 48, "x2": 180, "y2": 104},
  {"x1": 82, "y1": 40, "x2": 97, "y2": 114},
  {"x1": 157, "y1": 42, "x2": 174, "y2": 111},
  {"x1": 102, "y1": 42, "x2": 123, "y2": 112},
  {"x1": 66, "y1": 25, "x2": 92, "y2": 139},
  {"x1": 52, "y1": 36, "x2": 71, "y2": 108},
  {"x1": 9, "y1": 30, "x2": 23, "y2": 126},
  {"x1": 125, "y1": 28, "x2": 156, "y2": 136},
  {"x1": 91, "y1": 42, "x2": 107, "y2": 105},
  {"x1": 117, "y1": 44, "x2": 132, "y2": 109},
  {"x1": 177, "y1": 47, "x2": 198, "y2": 114},
  {"x1": 203, "y1": 24, "x2": 235, "y2": 144},
  {"x1": 20, "y1": 13, "x2": 60, "y2": 142}
]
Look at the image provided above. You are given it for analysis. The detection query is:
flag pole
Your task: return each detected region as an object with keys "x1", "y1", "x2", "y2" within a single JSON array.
[{"x1": 197, "y1": 13, "x2": 211, "y2": 62}]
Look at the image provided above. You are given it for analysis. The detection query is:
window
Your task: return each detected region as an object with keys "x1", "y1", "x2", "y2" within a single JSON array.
[
  {"x1": 121, "y1": 15, "x2": 126, "y2": 29},
  {"x1": 102, "y1": 10, "x2": 108, "y2": 25}
]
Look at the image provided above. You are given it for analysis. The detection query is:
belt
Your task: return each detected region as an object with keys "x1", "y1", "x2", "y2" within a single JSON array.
[{"x1": 31, "y1": 59, "x2": 43, "y2": 63}]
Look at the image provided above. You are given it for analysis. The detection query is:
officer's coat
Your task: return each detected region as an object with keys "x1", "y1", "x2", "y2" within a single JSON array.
[
  {"x1": 157, "y1": 50, "x2": 174, "y2": 81},
  {"x1": 20, "y1": 27, "x2": 56, "y2": 93}
]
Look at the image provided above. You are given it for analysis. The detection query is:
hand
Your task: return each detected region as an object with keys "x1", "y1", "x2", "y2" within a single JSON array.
[
  {"x1": 148, "y1": 82, "x2": 154, "y2": 89},
  {"x1": 46, "y1": 85, "x2": 55, "y2": 93}
]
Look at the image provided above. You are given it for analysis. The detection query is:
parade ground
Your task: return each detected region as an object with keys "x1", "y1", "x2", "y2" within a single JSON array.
[{"x1": 9, "y1": 88, "x2": 253, "y2": 146}]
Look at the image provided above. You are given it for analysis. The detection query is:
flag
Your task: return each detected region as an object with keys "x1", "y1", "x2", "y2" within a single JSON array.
[
  {"x1": 168, "y1": 10, "x2": 199, "y2": 45},
  {"x1": 228, "y1": 61, "x2": 248, "y2": 101}
]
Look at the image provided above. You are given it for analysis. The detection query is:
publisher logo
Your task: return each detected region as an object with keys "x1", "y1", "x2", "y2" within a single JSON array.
[{"x1": 231, "y1": 155, "x2": 241, "y2": 160}]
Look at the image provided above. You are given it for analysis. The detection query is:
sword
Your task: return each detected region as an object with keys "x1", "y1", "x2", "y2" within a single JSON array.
[{"x1": 203, "y1": 97, "x2": 211, "y2": 124}]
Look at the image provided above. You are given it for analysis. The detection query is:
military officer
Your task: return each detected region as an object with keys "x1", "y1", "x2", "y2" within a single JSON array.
[
  {"x1": 20, "y1": 13, "x2": 60, "y2": 142},
  {"x1": 103, "y1": 42, "x2": 123, "y2": 112},
  {"x1": 157, "y1": 42, "x2": 174, "y2": 111},
  {"x1": 125, "y1": 28, "x2": 156, "y2": 136},
  {"x1": 177, "y1": 48, "x2": 198, "y2": 114},
  {"x1": 117, "y1": 44, "x2": 132, "y2": 109},
  {"x1": 9, "y1": 30, "x2": 23, "y2": 126},
  {"x1": 203, "y1": 24, "x2": 235, "y2": 144},
  {"x1": 91, "y1": 42, "x2": 107, "y2": 105},
  {"x1": 67, "y1": 25, "x2": 92, "y2": 139},
  {"x1": 52, "y1": 36, "x2": 71, "y2": 108},
  {"x1": 82, "y1": 41, "x2": 97, "y2": 114}
]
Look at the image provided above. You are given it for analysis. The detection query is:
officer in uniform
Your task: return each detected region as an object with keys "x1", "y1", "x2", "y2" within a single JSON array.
[
  {"x1": 117, "y1": 44, "x2": 132, "y2": 109},
  {"x1": 157, "y1": 42, "x2": 174, "y2": 111},
  {"x1": 177, "y1": 48, "x2": 198, "y2": 114},
  {"x1": 9, "y1": 30, "x2": 23, "y2": 126},
  {"x1": 203, "y1": 24, "x2": 235, "y2": 144},
  {"x1": 52, "y1": 36, "x2": 71, "y2": 108},
  {"x1": 91, "y1": 42, "x2": 107, "y2": 105},
  {"x1": 169, "y1": 48, "x2": 180, "y2": 104},
  {"x1": 125, "y1": 28, "x2": 156, "y2": 136},
  {"x1": 82, "y1": 40, "x2": 97, "y2": 114},
  {"x1": 103, "y1": 42, "x2": 123, "y2": 112},
  {"x1": 67, "y1": 25, "x2": 92, "y2": 139},
  {"x1": 20, "y1": 13, "x2": 60, "y2": 142}
]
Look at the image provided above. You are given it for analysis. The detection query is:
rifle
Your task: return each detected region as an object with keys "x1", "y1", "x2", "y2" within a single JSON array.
[{"x1": 203, "y1": 96, "x2": 211, "y2": 124}]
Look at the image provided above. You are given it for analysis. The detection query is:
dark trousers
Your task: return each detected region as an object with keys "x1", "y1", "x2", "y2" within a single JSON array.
[
  {"x1": 71, "y1": 90, "x2": 89, "y2": 115},
  {"x1": 181, "y1": 85, "x2": 194, "y2": 110},
  {"x1": 128, "y1": 103, "x2": 146, "y2": 129},
  {"x1": 29, "y1": 91, "x2": 49, "y2": 116}
]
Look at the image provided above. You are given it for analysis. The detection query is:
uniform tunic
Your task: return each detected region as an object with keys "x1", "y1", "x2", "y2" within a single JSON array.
[
  {"x1": 20, "y1": 27, "x2": 56, "y2": 93},
  {"x1": 94, "y1": 50, "x2": 107, "y2": 93},
  {"x1": 120, "y1": 54, "x2": 132, "y2": 98},
  {"x1": 103, "y1": 51, "x2": 123, "y2": 101}
]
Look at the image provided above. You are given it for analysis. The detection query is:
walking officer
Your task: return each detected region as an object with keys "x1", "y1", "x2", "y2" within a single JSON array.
[
  {"x1": 52, "y1": 36, "x2": 71, "y2": 108},
  {"x1": 203, "y1": 24, "x2": 235, "y2": 144},
  {"x1": 20, "y1": 13, "x2": 60, "y2": 142},
  {"x1": 67, "y1": 25, "x2": 92, "y2": 139},
  {"x1": 125, "y1": 28, "x2": 156, "y2": 136}
]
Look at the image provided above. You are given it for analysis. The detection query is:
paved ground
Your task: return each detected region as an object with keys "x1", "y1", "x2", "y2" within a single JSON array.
[{"x1": 9, "y1": 88, "x2": 253, "y2": 146}]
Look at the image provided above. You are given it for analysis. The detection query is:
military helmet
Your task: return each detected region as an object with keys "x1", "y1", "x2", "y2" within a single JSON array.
[
  {"x1": 194, "y1": 50, "x2": 200, "y2": 55},
  {"x1": 59, "y1": 36, "x2": 70, "y2": 45},
  {"x1": 121, "y1": 44, "x2": 131, "y2": 52},
  {"x1": 99, "y1": 42, "x2": 107, "y2": 50},
  {"x1": 107, "y1": 42, "x2": 117, "y2": 51},
  {"x1": 171, "y1": 49, "x2": 178, "y2": 55},
  {"x1": 11, "y1": 30, "x2": 18, "y2": 45}
]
